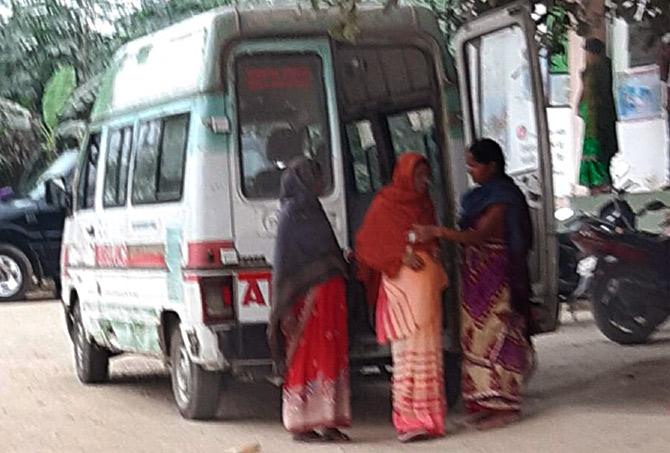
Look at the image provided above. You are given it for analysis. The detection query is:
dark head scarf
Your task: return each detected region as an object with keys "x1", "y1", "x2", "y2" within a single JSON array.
[{"x1": 268, "y1": 157, "x2": 347, "y2": 366}]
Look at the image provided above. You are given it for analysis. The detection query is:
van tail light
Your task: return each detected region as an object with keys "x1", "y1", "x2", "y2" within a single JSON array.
[{"x1": 198, "y1": 277, "x2": 234, "y2": 325}]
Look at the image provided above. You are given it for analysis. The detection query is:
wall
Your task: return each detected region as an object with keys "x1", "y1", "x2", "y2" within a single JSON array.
[
  {"x1": 560, "y1": 18, "x2": 669, "y2": 197},
  {"x1": 610, "y1": 18, "x2": 669, "y2": 191}
]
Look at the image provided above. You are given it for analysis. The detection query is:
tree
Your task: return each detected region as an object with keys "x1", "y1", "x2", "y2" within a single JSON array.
[
  {"x1": 0, "y1": 0, "x2": 124, "y2": 113},
  {"x1": 112, "y1": 0, "x2": 234, "y2": 42},
  {"x1": 322, "y1": 0, "x2": 669, "y2": 53}
]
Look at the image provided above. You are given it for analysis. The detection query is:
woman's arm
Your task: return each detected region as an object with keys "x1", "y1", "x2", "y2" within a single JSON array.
[
  {"x1": 440, "y1": 204, "x2": 506, "y2": 245},
  {"x1": 412, "y1": 204, "x2": 506, "y2": 245}
]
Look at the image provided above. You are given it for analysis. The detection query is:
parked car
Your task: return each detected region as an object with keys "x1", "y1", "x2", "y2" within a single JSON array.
[{"x1": 0, "y1": 150, "x2": 78, "y2": 301}]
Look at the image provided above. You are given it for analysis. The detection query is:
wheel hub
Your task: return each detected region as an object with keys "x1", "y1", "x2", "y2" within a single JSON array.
[
  {"x1": 0, "y1": 255, "x2": 22, "y2": 298},
  {"x1": 603, "y1": 278, "x2": 649, "y2": 331}
]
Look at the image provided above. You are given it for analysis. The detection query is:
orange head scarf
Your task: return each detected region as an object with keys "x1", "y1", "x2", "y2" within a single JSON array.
[{"x1": 355, "y1": 153, "x2": 437, "y2": 280}]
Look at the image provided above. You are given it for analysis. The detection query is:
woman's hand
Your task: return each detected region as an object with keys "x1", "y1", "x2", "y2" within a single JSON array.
[
  {"x1": 402, "y1": 248, "x2": 425, "y2": 271},
  {"x1": 409, "y1": 224, "x2": 440, "y2": 243},
  {"x1": 343, "y1": 248, "x2": 355, "y2": 264}
]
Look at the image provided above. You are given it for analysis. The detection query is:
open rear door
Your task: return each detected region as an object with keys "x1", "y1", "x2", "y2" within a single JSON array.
[{"x1": 454, "y1": 3, "x2": 558, "y2": 332}]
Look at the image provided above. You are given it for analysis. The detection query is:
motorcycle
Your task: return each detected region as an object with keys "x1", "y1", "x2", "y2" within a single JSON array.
[
  {"x1": 569, "y1": 199, "x2": 670, "y2": 344},
  {"x1": 556, "y1": 186, "x2": 638, "y2": 309}
]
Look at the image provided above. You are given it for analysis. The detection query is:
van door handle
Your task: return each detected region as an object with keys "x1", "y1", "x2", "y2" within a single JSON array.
[{"x1": 86, "y1": 226, "x2": 95, "y2": 236}]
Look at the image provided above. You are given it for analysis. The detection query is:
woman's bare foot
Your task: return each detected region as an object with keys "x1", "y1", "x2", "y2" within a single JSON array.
[
  {"x1": 292, "y1": 430, "x2": 323, "y2": 443},
  {"x1": 321, "y1": 428, "x2": 351, "y2": 442},
  {"x1": 474, "y1": 412, "x2": 521, "y2": 431}
]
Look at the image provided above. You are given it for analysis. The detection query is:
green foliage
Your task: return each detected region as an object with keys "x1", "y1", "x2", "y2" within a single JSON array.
[
  {"x1": 113, "y1": 0, "x2": 234, "y2": 42},
  {"x1": 42, "y1": 66, "x2": 76, "y2": 132},
  {"x1": 0, "y1": 0, "x2": 667, "y2": 187},
  {"x1": 0, "y1": 0, "x2": 122, "y2": 113}
]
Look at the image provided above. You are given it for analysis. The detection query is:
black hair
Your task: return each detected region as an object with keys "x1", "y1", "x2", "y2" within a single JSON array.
[
  {"x1": 585, "y1": 38, "x2": 606, "y2": 56},
  {"x1": 468, "y1": 138, "x2": 507, "y2": 177}
]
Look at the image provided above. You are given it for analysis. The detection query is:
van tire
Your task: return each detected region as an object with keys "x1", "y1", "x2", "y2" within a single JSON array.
[
  {"x1": 0, "y1": 244, "x2": 32, "y2": 302},
  {"x1": 72, "y1": 302, "x2": 110, "y2": 383},
  {"x1": 169, "y1": 327, "x2": 221, "y2": 420}
]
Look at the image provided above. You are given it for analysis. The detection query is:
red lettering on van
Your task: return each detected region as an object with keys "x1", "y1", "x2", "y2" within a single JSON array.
[
  {"x1": 242, "y1": 279, "x2": 266, "y2": 306},
  {"x1": 245, "y1": 66, "x2": 312, "y2": 91}
]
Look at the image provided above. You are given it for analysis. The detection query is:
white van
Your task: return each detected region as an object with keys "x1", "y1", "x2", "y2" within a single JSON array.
[{"x1": 56, "y1": 4, "x2": 558, "y2": 419}]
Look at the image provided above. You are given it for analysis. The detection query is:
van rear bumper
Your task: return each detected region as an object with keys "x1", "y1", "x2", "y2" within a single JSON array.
[{"x1": 213, "y1": 324, "x2": 391, "y2": 380}]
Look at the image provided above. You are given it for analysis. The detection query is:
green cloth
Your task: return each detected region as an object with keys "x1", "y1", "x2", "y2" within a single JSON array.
[
  {"x1": 579, "y1": 102, "x2": 610, "y2": 188},
  {"x1": 579, "y1": 58, "x2": 619, "y2": 188}
]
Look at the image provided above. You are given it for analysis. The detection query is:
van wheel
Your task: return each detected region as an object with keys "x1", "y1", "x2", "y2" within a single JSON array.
[
  {"x1": 169, "y1": 327, "x2": 221, "y2": 420},
  {"x1": 0, "y1": 244, "x2": 32, "y2": 302},
  {"x1": 72, "y1": 302, "x2": 110, "y2": 383}
]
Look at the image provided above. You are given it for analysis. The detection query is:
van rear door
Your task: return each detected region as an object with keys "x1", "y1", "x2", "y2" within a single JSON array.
[
  {"x1": 454, "y1": 4, "x2": 559, "y2": 332},
  {"x1": 229, "y1": 40, "x2": 348, "y2": 323}
]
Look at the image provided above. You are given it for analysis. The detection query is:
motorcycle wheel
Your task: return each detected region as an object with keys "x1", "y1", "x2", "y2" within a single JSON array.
[{"x1": 591, "y1": 273, "x2": 665, "y2": 345}]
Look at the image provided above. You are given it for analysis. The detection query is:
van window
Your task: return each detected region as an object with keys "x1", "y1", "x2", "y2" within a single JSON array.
[
  {"x1": 465, "y1": 26, "x2": 539, "y2": 175},
  {"x1": 346, "y1": 120, "x2": 382, "y2": 193},
  {"x1": 77, "y1": 133, "x2": 101, "y2": 210},
  {"x1": 236, "y1": 53, "x2": 332, "y2": 198},
  {"x1": 103, "y1": 127, "x2": 133, "y2": 207},
  {"x1": 132, "y1": 114, "x2": 189, "y2": 204},
  {"x1": 387, "y1": 109, "x2": 435, "y2": 158}
]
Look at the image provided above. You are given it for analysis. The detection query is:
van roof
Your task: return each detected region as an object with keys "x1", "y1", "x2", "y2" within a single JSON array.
[{"x1": 90, "y1": 5, "x2": 443, "y2": 124}]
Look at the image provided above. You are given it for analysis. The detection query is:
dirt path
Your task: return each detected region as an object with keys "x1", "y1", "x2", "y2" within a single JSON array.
[{"x1": 0, "y1": 301, "x2": 668, "y2": 452}]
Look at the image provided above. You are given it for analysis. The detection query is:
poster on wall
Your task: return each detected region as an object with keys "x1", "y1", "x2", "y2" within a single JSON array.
[
  {"x1": 548, "y1": 108, "x2": 575, "y2": 198},
  {"x1": 616, "y1": 65, "x2": 663, "y2": 122}
]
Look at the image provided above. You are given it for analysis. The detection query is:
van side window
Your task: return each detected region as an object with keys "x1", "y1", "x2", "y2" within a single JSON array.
[
  {"x1": 235, "y1": 53, "x2": 332, "y2": 199},
  {"x1": 132, "y1": 114, "x2": 189, "y2": 204},
  {"x1": 346, "y1": 121, "x2": 382, "y2": 193},
  {"x1": 77, "y1": 133, "x2": 101, "y2": 210},
  {"x1": 103, "y1": 127, "x2": 133, "y2": 207}
]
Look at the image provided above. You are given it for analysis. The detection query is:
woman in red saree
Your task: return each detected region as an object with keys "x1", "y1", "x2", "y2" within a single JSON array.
[
  {"x1": 356, "y1": 153, "x2": 448, "y2": 443},
  {"x1": 268, "y1": 157, "x2": 351, "y2": 443},
  {"x1": 412, "y1": 139, "x2": 535, "y2": 431}
]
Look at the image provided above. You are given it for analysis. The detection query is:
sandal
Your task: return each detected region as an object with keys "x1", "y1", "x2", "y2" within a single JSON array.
[
  {"x1": 321, "y1": 428, "x2": 351, "y2": 442},
  {"x1": 292, "y1": 430, "x2": 324, "y2": 443}
]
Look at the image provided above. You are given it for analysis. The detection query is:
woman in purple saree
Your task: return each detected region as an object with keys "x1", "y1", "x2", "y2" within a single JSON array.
[{"x1": 411, "y1": 139, "x2": 536, "y2": 430}]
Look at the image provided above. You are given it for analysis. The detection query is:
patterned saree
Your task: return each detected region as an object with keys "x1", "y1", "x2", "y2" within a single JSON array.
[{"x1": 460, "y1": 242, "x2": 531, "y2": 413}]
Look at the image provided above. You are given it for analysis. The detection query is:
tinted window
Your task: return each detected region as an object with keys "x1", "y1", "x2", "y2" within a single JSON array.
[
  {"x1": 77, "y1": 133, "x2": 101, "y2": 210},
  {"x1": 104, "y1": 127, "x2": 133, "y2": 207},
  {"x1": 236, "y1": 53, "x2": 331, "y2": 198},
  {"x1": 131, "y1": 114, "x2": 188, "y2": 204},
  {"x1": 158, "y1": 115, "x2": 188, "y2": 200},
  {"x1": 103, "y1": 130, "x2": 121, "y2": 206},
  {"x1": 346, "y1": 120, "x2": 382, "y2": 194}
]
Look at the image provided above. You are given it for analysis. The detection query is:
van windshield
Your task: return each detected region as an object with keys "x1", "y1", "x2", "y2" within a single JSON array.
[{"x1": 236, "y1": 53, "x2": 332, "y2": 199}]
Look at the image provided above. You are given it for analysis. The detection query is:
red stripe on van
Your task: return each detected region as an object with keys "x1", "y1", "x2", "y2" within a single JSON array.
[
  {"x1": 237, "y1": 271, "x2": 272, "y2": 281},
  {"x1": 95, "y1": 244, "x2": 129, "y2": 268},
  {"x1": 94, "y1": 244, "x2": 165, "y2": 268},
  {"x1": 187, "y1": 240, "x2": 234, "y2": 269},
  {"x1": 127, "y1": 244, "x2": 165, "y2": 268}
]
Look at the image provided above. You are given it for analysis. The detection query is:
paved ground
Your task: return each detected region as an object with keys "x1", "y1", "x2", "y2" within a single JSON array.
[{"x1": 1, "y1": 298, "x2": 668, "y2": 453}]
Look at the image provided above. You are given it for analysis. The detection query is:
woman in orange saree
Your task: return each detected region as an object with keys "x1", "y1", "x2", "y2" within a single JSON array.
[{"x1": 356, "y1": 153, "x2": 448, "y2": 443}]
